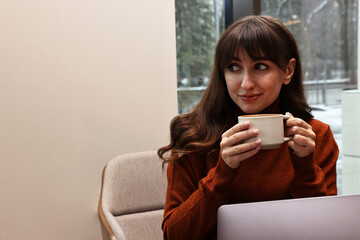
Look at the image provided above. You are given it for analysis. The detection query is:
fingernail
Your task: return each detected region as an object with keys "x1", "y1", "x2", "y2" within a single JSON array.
[
  {"x1": 255, "y1": 139, "x2": 261, "y2": 144},
  {"x1": 252, "y1": 129, "x2": 259, "y2": 134}
]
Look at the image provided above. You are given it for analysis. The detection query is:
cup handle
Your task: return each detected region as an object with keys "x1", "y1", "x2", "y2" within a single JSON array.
[
  {"x1": 283, "y1": 115, "x2": 293, "y2": 142},
  {"x1": 282, "y1": 115, "x2": 291, "y2": 120},
  {"x1": 284, "y1": 136, "x2": 293, "y2": 142}
]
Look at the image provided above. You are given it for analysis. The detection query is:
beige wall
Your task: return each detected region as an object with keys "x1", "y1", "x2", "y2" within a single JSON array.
[{"x1": 0, "y1": 0, "x2": 177, "y2": 239}]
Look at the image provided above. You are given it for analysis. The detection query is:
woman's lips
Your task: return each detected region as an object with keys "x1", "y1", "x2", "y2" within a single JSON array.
[{"x1": 239, "y1": 93, "x2": 262, "y2": 102}]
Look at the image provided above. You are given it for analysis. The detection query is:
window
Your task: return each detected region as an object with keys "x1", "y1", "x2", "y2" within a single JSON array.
[{"x1": 175, "y1": 0, "x2": 225, "y2": 114}]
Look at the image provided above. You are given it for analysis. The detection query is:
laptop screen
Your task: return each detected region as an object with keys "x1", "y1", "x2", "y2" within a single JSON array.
[{"x1": 218, "y1": 194, "x2": 360, "y2": 240}]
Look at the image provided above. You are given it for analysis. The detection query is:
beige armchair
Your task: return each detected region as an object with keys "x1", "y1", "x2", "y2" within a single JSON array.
[{"x1": 98, "y1": 151, "x2": 167, "y2": 240}]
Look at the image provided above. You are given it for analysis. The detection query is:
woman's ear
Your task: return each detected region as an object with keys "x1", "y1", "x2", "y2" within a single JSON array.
[{"x1": 283, "y1": 58, "x2": 296, "y2": 85}]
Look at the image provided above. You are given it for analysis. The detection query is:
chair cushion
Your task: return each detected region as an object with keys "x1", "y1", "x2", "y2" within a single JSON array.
[{"x1": 115, "y1": 209, "x2": 164, "y2": 240}]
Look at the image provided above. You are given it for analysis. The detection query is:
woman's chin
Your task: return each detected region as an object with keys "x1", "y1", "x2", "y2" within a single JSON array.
[{"x1": 240, "y1": 107, "x2": 263, "y2": 115}]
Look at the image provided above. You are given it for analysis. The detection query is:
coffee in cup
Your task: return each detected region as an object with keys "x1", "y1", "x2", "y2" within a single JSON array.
[{"x1": 238, "y1": 114, "x2": 292, "y2": 149}]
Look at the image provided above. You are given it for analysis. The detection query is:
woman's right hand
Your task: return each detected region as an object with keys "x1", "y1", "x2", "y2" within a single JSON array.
[{"x1": 220, "y1": 121, "x2": 261, "y2": 169}]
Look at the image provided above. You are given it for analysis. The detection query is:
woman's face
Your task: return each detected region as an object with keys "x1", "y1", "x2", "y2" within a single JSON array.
[{"x1": 224, "y1": 51, "x2": 295, "y2": 114}]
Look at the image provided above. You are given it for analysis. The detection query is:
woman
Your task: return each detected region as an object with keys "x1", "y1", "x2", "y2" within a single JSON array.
[{"x1": 158, "y1": 15, "x2": 338, "y2": 240}]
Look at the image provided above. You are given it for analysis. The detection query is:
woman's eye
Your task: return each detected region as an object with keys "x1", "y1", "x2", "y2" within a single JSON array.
[
  {"x1": 228, "y1": 64, "x2": 239, "y2": 72},
  {"x1": 255, "y1": 63, "x2": 268, "y2": 71}
]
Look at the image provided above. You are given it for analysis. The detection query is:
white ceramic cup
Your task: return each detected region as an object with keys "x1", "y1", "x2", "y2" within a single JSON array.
[{"x1": 238, "y1": 114, "x2": 292, "y2": 149}]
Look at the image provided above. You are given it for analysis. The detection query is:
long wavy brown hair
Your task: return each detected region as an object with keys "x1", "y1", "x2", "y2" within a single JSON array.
[{"x1": 158, "y1": 15, "x2": 313, "y2": 163}]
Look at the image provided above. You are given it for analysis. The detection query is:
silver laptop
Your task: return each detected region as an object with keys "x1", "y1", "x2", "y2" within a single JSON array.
[{"x1": 218, "y1": 194, "x2": 360, "y2": 240}]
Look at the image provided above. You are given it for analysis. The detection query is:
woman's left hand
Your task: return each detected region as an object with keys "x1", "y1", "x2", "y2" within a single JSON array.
[{"x1": 285, "y1": 112, "x2": 316, "y2": 158}]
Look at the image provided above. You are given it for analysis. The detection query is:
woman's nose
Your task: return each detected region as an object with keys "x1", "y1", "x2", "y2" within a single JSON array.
[{"x1": 240, "y1": 71, "x2": 255, "y2": 90}]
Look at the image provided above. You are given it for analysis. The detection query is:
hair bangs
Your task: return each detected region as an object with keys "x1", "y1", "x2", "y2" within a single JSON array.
[
  {"x1": 217, "y1": 17, "x2": 289, "y2": 72},
  {"x1": 242, "y1": 20, "x2": 288, "y2": 70}
]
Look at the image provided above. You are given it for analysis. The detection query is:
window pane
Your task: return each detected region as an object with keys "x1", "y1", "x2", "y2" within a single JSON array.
[
  {"x1": 261, "y1": 0, "x2": 357, "y2": 88},
  {"x1": 176, "y1": 0, "x2": 225, "y2": 113}
]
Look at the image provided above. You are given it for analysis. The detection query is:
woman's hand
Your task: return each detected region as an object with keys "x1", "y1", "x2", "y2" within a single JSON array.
[
  {"x1": 285, "y1": 112, "x2": 316, "y2": 157},
  {"x1": 220, "y1": 121, "x2": 261, "y2": 169}
]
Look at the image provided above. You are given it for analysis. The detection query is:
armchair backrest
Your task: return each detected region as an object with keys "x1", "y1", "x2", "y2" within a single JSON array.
[{"x1": 98, "y1": 151, "x2": 167, "y2": 240}]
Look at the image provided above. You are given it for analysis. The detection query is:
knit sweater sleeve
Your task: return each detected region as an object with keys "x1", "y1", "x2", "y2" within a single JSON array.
[
  {"x1": 162, "y1": 154, "x2": 238, "y2": 240},
  {"x1": 290, "y1": 119, "x2": 338, "y2": 197}
]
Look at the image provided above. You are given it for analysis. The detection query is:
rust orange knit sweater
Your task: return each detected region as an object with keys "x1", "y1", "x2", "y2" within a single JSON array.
[{"x1": 162, "y1": 119, "x2": 338, "y2": 240}]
